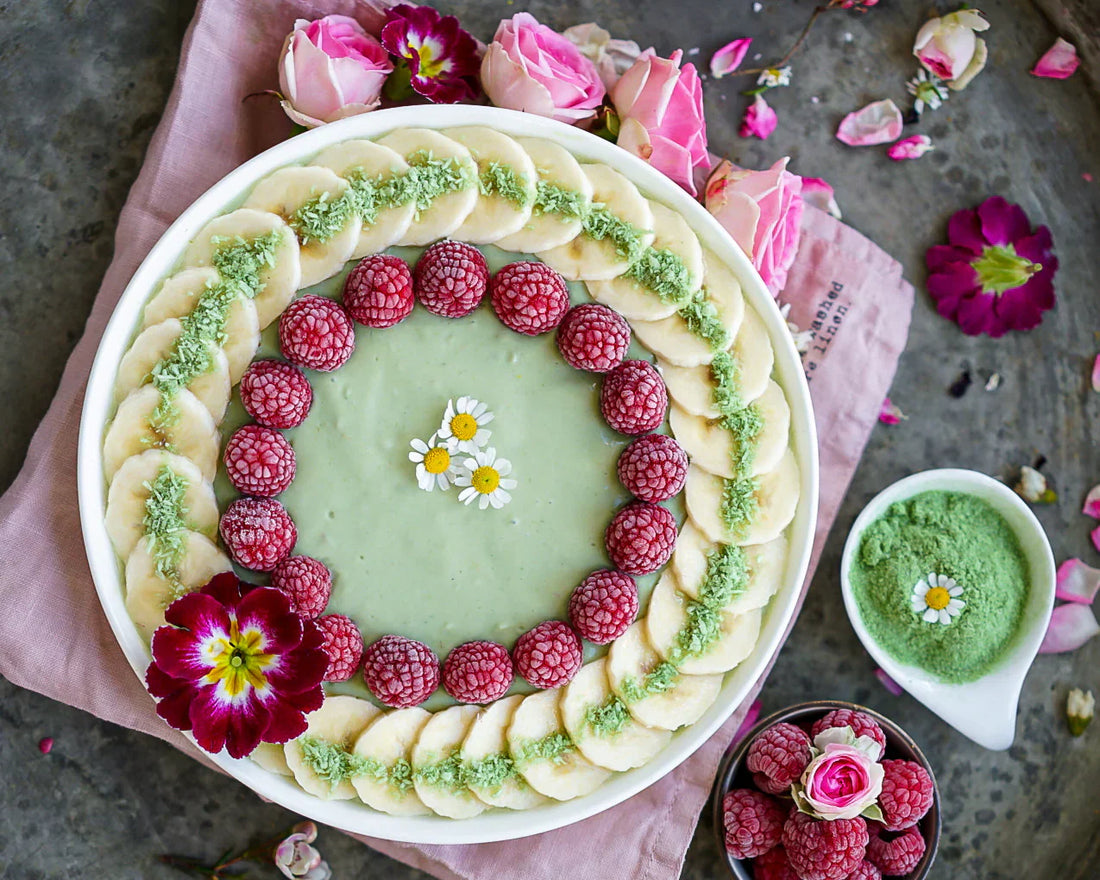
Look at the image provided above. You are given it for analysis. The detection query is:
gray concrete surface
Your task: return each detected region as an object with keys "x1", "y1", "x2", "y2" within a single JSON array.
[{"x1": 1, "y1": 1, "x2": 1098, "y2": 878}]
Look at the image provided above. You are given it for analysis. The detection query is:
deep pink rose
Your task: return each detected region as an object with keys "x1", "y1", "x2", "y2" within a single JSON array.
[
  {"x1": 481, "y1": 13, "x2": 605, "y2": 123},
  {"x1": 799, "y1": 743, "x2": 884, "y2": 820},
  {"x1": 611, "y1": 49, "x2": 708, "y2": 196},
  {"x1": 278, "y1": 15, "x2": 393, "y2": 128},
  {"x1": 705, "y1": 158, "x2": 804, "y2": 297}
]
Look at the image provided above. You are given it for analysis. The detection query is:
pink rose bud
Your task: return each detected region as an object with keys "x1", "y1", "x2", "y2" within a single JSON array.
[
  {"x1": 278, "y1": 15, "x2": 393, "y2": 128},
  {"x1": 740, "y1": 94, "x2": 778, "y2": 140},
  {"x1": 887, "y1": 134, "x2": 935, "y2": 161},
  {"x1": 913, "y1": 10, "x2": 989, "y2": 83},
  {"x1": 798, "y1": 743, "x2": 884, "y2": 820}
]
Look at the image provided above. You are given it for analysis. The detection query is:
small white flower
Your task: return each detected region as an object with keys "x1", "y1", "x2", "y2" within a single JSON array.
[
  {"x1": 408, "y1": 434, "x2": 460, "y2": 492},
  {"x1": 911, "y1": 572, "x2": 966, "y2": 625},
  {"x1": 779, "y1": 302, "x2": 813, "y2": 354},
  {"x1": 906, "y1": 69, "x2": 948, "y2": 113},
  {"x1": 454, "y1": 447, "x2": 517, "y2": 510},
  {"x1": 437, "y1": 396, "x2": 494, "y2": 454},
  {"x1": 757, "y1": 66, "x2": 792, "y2": 88}
]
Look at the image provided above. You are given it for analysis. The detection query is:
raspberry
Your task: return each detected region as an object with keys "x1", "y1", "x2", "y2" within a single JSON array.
[
  {"x1": 600, "y1": 360, "x2": 668, "y2": 435},
  {"x1": 877, "y1": 760, "x2": 934, "y2": 831},
  {"x1": 513, "y1": 620, "x2": 582, "y2": 689},
  {"x1": 722, "y1": 788, "x2": 786, "y2": 859},
  {"x1": 782, "y1": 812, "x2": 868, "y2": 880},
  {"x1": 219, "y1": 497, "x2": 296, "y2": 572},
  {"x1": 362, "y1": 634, "x2": 440, "y2": 708},
  {"x1": 490, "y1": 261, "x2": 570, "y2": 335},
  {"x1": 239, "y1": 359, "x2": 313, "y2": 429},
  {"x1": 556, "y1": 304, "x2": 630, "y2": 372},
  {"x1": 414, "y1": 241, "x2": 489, "y2": 318},
  {"x1": 314, "y1": 614, "x2": 363, "y2": 682},
  {"x1": 844, "y1": 861, "x2": 882, "y2": 880},
  {"x1": 568, "y1": 569, "x2": 639, "y2": 644},
  {"x1": 754, "y1": 772, "x2": 792, "y2": 796},
  {"x1": 866, "y1": 825, "x2": 925, "y2": 877},
  {"x1": 604, "y1": 501, "x2": 677, "y2": 576},
  {"x1": 753, "y1": 846, "x2": 799, "y2": 880},
  {"x1": 270, "y1": 555, "x2": 332, "y2": 619},
  {"x1": 442, "y1": 640, "x2": 514, "y2": 703},
  {"x1": 223, "y1": 425, "x2": 296, "y2": 497},
  {"x1": 811, "y1": 710, "x2": 887, "y2": 760},
  {"x1": 746, "y1": 723, "x2": 812, "y2": 791},
  {"x1": 342, "y1": 254, "x2": 415, "y2": 328},
  {"x1": 617, "y1": 434, "x2": 688, "y2": 502},
  {"x1": 278, "y1": 294, "x2": 356, "y2": 372}
]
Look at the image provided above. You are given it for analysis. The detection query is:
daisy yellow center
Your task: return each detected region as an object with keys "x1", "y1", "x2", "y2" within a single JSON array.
[
  {"x1": 924, "y1": 586, "x2": 952, "y2": 611},
  {"x1": 471, "y1": 465, "x2": 501, "y2": 495},
  {"x1": 450, "y1": 413, "x2": 478, "y2": 441},
  {"x1": 423, "y1": 446, "x2": 451, "y2": 475},
  {"x1": 204, "y1": 621, "x2": 273, "y2": 697}
]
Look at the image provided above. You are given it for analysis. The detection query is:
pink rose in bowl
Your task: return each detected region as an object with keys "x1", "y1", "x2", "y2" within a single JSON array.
[
  {"x1": 793, "y1": 743, "x2": 885, "y2": 821},
  {"x1": 278, "y1": 15, "x2": 393, "y2": 128},
  {"x1": 611, "y1": 49, "x2": 708, "y2": 196},
  {"x1": 481, "y1": 12, "x2": 605, "y2": 124}
]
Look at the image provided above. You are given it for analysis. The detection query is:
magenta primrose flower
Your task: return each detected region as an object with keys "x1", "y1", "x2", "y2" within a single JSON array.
[
  {"x1": 925, "y1": 196, "x2": 1057, "y2": 337},
  {"x1": 145, "y1": 573, "x2": 327, "y2": 759},
  {"x1": 381, "y1": 4, "x2": 482, "y2": 103}
]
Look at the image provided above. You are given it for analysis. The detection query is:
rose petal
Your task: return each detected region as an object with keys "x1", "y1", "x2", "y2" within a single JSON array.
[
  {"x1": 875, "y1": 668, "x2": 904, "y2": 696},
  {"x1": 1056, "y1": 559, "x2": 1100, "y2": 605},
  {"x1": 836, "y1": 99, "x2": 903, "y2": 147},
  {"x1": 1031, "y1": 37, "x2": 1080, "y2": 79},
  {"x1": 1092, "y1": 355, "x2": 1100, "y2": 393},
  {"x1": 887, "y1": 134, "x2": 934, "y2": 161},
  {"x1": 740, "y1": 93, "x2": 777, "y2": 140},
  {"x1": 711, "y1": 38, "x2": 751, "y2": 78},
  {"x1": 879, "y1": 397, "x2": 905, "y2": 425},
  {"x1": 1040, "y1": 603, "x2": 1100, "y2": 654},
  {"x1": 801, "y1": 177, "x2": 841, "y2": 219}
]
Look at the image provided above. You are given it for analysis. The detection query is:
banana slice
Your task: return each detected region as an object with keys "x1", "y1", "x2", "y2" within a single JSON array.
[
  {"x1": 606, "y1": 622, "x2": 722, "y2": 731},
  {"x1": 411, "y1": 704, "x2": 485, "y2": 819},
  {"x1": 351, "y1": 708, "x2": 432, "y2": 816},
  {"x1": 311, "y1": 139, "x2": 416, "y2": 257},
  {"x1": 747, "y1": 381, "x2": 790, "y2": 475},
  {"x1": 461, "y1": 695, "x2": 550, "y2": 810},
  {"x1": 560, "y1": 658, "x2": 671, "y2": 772},
  {"x1": 124, "y1": 530, "x2": 232, "y2": 639},
  {"x1": 685, "y1": 449, "x2": 800, "y2": 546},
  {"x1": 669, "y1": 520, "x2": 719, "y2": 599},
  {"x1": 701, "y1": 249, "x2": 746, "y2": 341},
  {"x1": 539, "y1": 164, "x2": 654, "y2": 282},
  {"x1": 374, "y1": 128, "x2": 479, "y2": 246},
  {"x1": 114, "y1": 319, "x2": 231, "y2": 423},
  {"x1": 251, "y1": 743, "x2": 293, "y2": 776},
  {"x1": 507, "y1": 688, "x2": 611, "y2": 801},
  {"x1": 660, "y1": 361, "x2": 719, "y2": 419},
  {"x1": 243, "y1": 166, "x2": 360, "y2": 289},
  {"x1": 141, "y1": 268, "x2": 261, "y2": 385},
  {"x1": 494, "y1": 137, "x2": 592, "y2": 252},
  {"x1": 103, "y1": 386, "x2": 219, "y2": 482},
  {"x1": 632, "y1": 313, "x2": 714, "y2": 368},
  {"x1": 181, "y1": 209, "x2": 301, "y2": 330},
  {"x1": 730, "y1": 304, "x2": 774, "y2": 403},
  {"x1": 443, "y1": 127, "x2": 537, "y2": 244},
  {"x1": 105, "y1": 449, "x2": 218, "y2": 559},
  {"x1": 671, "y1": 523, "x2": 788, "y2": 615},
  {"x1": 285, "y1": 696, "x2": 381, "y2": 800}
]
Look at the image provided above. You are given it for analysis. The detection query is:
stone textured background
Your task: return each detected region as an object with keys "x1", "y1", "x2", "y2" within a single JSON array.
[{"x1": 1, "y1": 1, "x2": 1098, "y2": 878}]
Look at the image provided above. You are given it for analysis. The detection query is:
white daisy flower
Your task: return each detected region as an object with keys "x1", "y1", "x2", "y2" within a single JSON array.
[
  {"x1": 455, "y1": 447, "x2": 517, "y2": 510},
  {"x1": 911, "y1": 572, "x2": 966, "y2": 625},
  {"x1": 906, "y1": 69, "x2": 948, "y2": 113},
  {"x1": 438, "y1": 396, "x2": 494, "y2": 454},
  {"x1": 408, "y1": 434, "x2": 460, "y2": 492},
  {"x1": 757, "y1": 66, "x2": 792, "y2": 88}
]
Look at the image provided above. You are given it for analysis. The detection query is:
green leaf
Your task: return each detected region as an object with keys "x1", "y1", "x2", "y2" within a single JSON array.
[{"x1": 383, "y1": 60, "x2": 416, "y2": 102}]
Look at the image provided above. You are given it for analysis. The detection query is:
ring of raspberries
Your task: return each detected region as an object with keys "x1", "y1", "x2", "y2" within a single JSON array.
[{"x1": 216, "y1": 242, "x2": 691, "y2": 709}]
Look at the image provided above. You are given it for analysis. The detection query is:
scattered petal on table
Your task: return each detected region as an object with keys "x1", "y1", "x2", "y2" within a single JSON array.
[
  {"x1": 878, "y1": 397, "x2": 905, "y2": 424},
  {"x1": 711, "y1": 38, "x2": 751, "y2": 78},
  {"x1": 887, "y1": 134, "x2": 934, "y2": 161},
  {"x1": 875, "y1": 668, "x2": 904, "y2": 696},
  {"x1": 1056, "y1": 559, "x2": 1100, "y2": 605},
  {"x1": 1091, "y1": 354, "x2": 1100, "y2": 392},
  {"x1": 740, "y1": 94, "x2": 777, "y2": 139},
  {"x1": 1031, "y1": 37, "x2": 1080, "y2": 80},
  {"x1": 38, "y1": 737, "x2": 53, "y2": 755},
  {"x1": 836, "y1": 99, "x2": 902, "y2": 146},
  {"x1": 1040, "y1": 603, "x2": 1100, "y2": 654},
  {"x1": 1083, "y1": 484, "x2": 1100, "y2": 519},
  {"x1": 731, "y1": 698, "x2": 763, "y2": 744},
  {"x1": 802, "y1": 177, "x2": 842, "y2": 218}
]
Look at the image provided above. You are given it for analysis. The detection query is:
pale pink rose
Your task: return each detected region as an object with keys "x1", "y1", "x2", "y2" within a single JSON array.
[
  {"x1": 278, "y1": 15, "x2": 393, "y2": 128},
  {"x1": 1031, "y1": 37, "x2": 1080, "y2": 79},
  {"x1": 913, "y1": 10, "x2": 989, "y2": 83},
  {"x1": 739, "y1": 94, "x2": 777, "y2": 140},
  {"x1": 705, "y1": 158, "x2": 804, "y2": 297},
  {"x1": 836, "y1": 99, "x2": 903, "y2": 147},
  {"x1": 887, "y1": 134, "x2": 935, "y2": 161},
  {"x1": 562, "y1": 23, "x2": 641, "y2": 90},
  {"x1": 799, "y1": 743, "x2": 884, "y2": 820},
  {"x1": 612, "y1": 49, "x2": 709, "y2": 196},
  {"x1": 481, "y1": 13, "x2": 605, "y2": 124}
]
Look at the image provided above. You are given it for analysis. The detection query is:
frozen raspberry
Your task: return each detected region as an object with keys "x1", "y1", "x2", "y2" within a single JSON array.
[
  {"x1": 754, "y1": 772, "x2": 792, "y2": 796},
  {"x1": 413, "y1": 241, "x2": 489, "y2": 318},
  {"x1": 876, "y1": 760, "x2": 934, "y2": 831},
  {"x1": 556, "y1": 304, "x2": 630, "y2": 372},
  {"x1": 279, "y1": 294, "x2": 356, "y2": 372},
  {"x1": 219, "y1": 497, "x2": 296, "y2": 572},
  {"x1": 490, "y1": 261, "x2": 570, "y2": 335},
  {"x1": 844, "y1": 861, "x2": 882, "y2": 880},
  {"x1": 722, "y1": 788, "x2": 786, "y2": 859},
  {"x1": 600, "y1": 360, "x2": 668, "y2": 435},
  {"x1": 782, "y1": 812, "x2": 868, "y2": 880},
  {"x1": 223, "y1": 425, "x2": 296, "y2": 497},
  {"x1": 617, "y1": 434, "x2": 688, "y2": 503},
  {"x1": 604, "y1": 501, "x2": 677, "y2": 576},
  {"x1": 811, "y1": 710, "x2": 887, "y2": 760},
  {"x1": 513, "y1": 620, "x2": 582, "y2": 689},
  {"x1": 746, "y1": 723, "x2": 813, "y2": 792},
  {"x1": 342, "y1": 254, "x2": 415, "y2": 328},
  {"x1": 239, "y1": 359, "x2": 313, "y2": 429},
  {"x1": 753, "y1": 846, "x2": 799, "y2": 880},
  {"x1": 270, "y1": 555, "x2": 332, "y2": 619},
  {"x1": 866, "y1": 825, "x2": 925, "y2": 877},
  {"x1": 442, "y1": 640, "x2": 514, "y2": 703},
  {"x1": 568, "y1": 569, "x2": 639, "y2": 644},
  {"x1": 362, "y1": 634, "x2": 440, "y2": 708},
  {"x1": 314, "y1": 614, "x2": 363, "y2": 682}
]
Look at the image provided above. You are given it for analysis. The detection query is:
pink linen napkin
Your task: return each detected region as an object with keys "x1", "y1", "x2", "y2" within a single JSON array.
[{"x1": 0, "y1": 0, "x2": 913, "y2": 877}]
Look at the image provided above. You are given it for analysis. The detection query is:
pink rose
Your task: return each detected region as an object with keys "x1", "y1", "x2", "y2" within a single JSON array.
[
  {"x1": 481, "y1": 13, "x2": 605, "y2": 124},
  {"x1": 913, "y1": 10, "x2": 989, "y2": 85},
  {"x1": 705, "y1": 158, "x2": 804, "y2": 297},
  {"x1": 611, "y1": 49, "x2": 708, "y2": 196},
  {"x1": 278, "y1": 15, "x2": 393, "y2": 128},
  {"x1": 797, "y1": 743, "x2": 884, "y2": 820},
  {"x1": 562, "y1": 23, "x2": 641, "y2": 91}
]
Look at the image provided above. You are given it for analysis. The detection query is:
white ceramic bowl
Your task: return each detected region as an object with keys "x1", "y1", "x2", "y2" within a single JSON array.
[
  {"x1": 840, "y1": 468, "x2": 1055, "y2": 750},
  {"x1": 77, "y1": 105, "x2": 819, "y2": 843}
]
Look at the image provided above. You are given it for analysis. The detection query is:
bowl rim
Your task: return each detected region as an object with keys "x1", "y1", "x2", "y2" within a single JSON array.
[{"x1": 76, "y1": 104, "x2": 820, "y2": 844}]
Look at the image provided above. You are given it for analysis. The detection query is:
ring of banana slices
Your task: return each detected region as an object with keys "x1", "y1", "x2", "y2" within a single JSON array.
[{"x1": 102, "y1": 126, "x2": 801, "y2": 816}]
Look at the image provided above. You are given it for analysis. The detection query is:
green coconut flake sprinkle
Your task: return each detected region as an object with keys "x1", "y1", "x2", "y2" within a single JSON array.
[
  {"x1": 289, "y1": 190, "x2": 353, "y2": 245},
  {"x1": 478, "y1": 162, "x2": 532, "y2": 207},
  {"x1": 709, "y1": 349, "x2": 763, "y2": 476},
  {"x1": 675, "y1": 601, "x2": 723, "y2": 659},
  {"x1": 627, "y1": 248, "x2": 693, "y2": 304},
  {"x1": 210, "y1": 230, "x2": 282, "y2": 298},
  {"x1": 679, "y1": 292, "x2": 730, "y2": 350},
  {"x1": 385, "y1": 152, "x2": 477, "y2": 213},
  {"x1": 515, "y1": 732, "x2": 574, "y2": 765},
  {"x1": 345, "y1": 172, "x2": 383, "y2": 225},
  {"x1": 142, "y1": 466, "x2": 189, "y2": 581},
  {"x1": 584, "y1": 697, "x2": 632, "y2": 736},
  {"x1": 386, "y1": 758, "x2": 416, "y2": 792},
  {"x1": 466, "y1": 753, "x2": 518, "y2": 791},
  {"x1": 534, "y1": 181, "x2": 587, "y2": 219},
  {"x1": 415, "y1": 753, "x2": 468, "y2": 791},
  {"x1": 697, "y1": 544, "x2": 749, "y2": 608},
  {"x1": 298, "y1": 736, "x2": 378, "y2": 788},
  {"x1": 582, "y1": 206, "x2": 646, "y2": 261},
  {"x1": 619, "y1": 661, "x2": 680, "y2": 704},
  {"x1": 721, "y1": 477, "x2": 760, "y2": 537}
]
